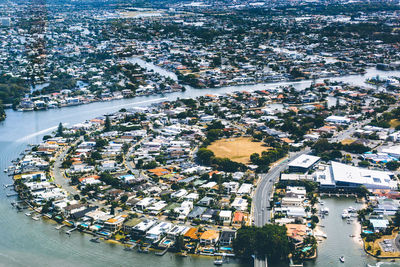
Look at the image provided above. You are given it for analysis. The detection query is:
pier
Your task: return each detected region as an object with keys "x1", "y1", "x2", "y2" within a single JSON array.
[
  {"x1": 66, "y1": 227, "x2": 78, "y2": 235},
  {"x1": 155, "y1": 247, "x2": 169, "y2": 256},
  {"x1": 55, "y1": 224, "x2": 65, "y2": 230}
]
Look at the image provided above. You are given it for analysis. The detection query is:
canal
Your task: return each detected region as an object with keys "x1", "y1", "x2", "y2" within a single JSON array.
[{"x1": 0, "y1": 60, "x2": 400, "y2": 266}]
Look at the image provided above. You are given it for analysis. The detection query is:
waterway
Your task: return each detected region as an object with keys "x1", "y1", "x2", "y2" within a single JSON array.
[{"x1": 0, "y1": 60, "x2": 400, "y2": 266}]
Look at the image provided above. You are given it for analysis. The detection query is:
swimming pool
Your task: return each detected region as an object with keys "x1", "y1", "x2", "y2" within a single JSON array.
[{"x1": 220, "y1": 247, "x2": 232, "y2": 251}]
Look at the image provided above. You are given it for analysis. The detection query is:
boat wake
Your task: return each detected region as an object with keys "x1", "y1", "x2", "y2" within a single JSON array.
[
  {"x1": 367, "y1": 262, "x2": 399, "y2": 267},
  {"x1": 16, "y1": 123, "x2": 69, "y2": 142},
  {"x1": 99, "y1": 97, "x2": 168, "y2": 111}
]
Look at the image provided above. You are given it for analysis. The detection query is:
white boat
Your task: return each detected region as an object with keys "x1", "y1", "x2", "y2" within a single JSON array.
[
  {"x1": 214, "y1": 258, "x2": 224, "y2": 265},
  {"x1": 320, "y1": 201, "x2": 325, "y2": 205},
  {"x1": 340, "y1": 256, "x2": 345, "y2": 263},
  {"x1": 321, "y1": 207, "x2": 329, "y2": 214},
  {"x1": 322, "y1": 234, "x2": 327, "y2": 238},
  {"x1": 341, "y1": 210, "x2": 349, "y2": 219},
  {"x1": 348, "y1": 206, "x2": 356, "y2": 212}
]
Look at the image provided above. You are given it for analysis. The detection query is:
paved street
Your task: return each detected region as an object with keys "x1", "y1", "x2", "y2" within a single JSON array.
[
  {"x1": 253, "y1": 149, "x2": 310, "y2": 267},
  {"x1": 53, "y1": 138, "x2": 82, "y2": 195}
]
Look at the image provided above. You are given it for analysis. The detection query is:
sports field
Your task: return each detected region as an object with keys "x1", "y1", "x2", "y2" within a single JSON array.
[{"x1": 207, "y1": 137, "x2": 269, "y2": 164}]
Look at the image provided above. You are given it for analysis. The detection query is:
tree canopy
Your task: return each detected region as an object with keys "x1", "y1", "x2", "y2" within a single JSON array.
[{"x1": 233, "y1": 225, "x2": 290, "y2": 263}]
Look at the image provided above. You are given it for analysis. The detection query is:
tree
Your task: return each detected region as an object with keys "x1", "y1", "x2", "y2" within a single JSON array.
[
  {"x1": 358, "y1": 160, "x2": 370, "y2": 168},
  {"x1": 312, "y1": 139, "x2": 333, "y2": 154},
  {"x1": 120, "y1": 195, "x2": 128, "y2": 203},
  {"x1": 233, "y1": 225, "x2": 290, "y2": 263},
  {"x1": 110, "y1": 201, "x2": 118, "y2": 215},
  {"x1": 393, "y1": 209, "x2": 400, "y2": 229},
  {"x1": 104, "y1": 115, "x2": 111, "y2": 132},
  {"x1": 56, "y1": 122, "x2": 63, "y2": 137},
  {"x1": 197, "y1": 148, "x2": 215, "y2": 165},
  {"x1": 91, "y1": 151, "x2": 102, "y2": 160},
  {"x1": 386, "y1": 161, "x2": 400, "y2": 171},
  {"x1": 174, "y1": 235, "x2": 185, "y2": 252}
]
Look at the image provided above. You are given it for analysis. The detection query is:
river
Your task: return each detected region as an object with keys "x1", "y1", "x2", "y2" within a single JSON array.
[{"x1": 0, "y1": 59, "x2": 400, "y2": 266}]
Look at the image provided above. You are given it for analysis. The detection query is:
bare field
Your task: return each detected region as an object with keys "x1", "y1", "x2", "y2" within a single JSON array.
[
  {"x1": 390, "y1": 119, "x2": 400, "y2": 129},
  {"x1": 207, "y1": 137, "x2": 270, "y2": 164}
]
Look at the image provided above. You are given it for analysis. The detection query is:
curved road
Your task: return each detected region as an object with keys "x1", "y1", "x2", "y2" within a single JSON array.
[
  {"x1": 53, "y1": 138, "x2": 82, "y2": 195},
  {"x1": 253, "y1": 149, "x2": 310, "y2": 267}
]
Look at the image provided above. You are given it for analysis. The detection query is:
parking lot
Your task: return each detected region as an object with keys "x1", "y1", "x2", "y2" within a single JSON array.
[{"x1": 380, "y1": 238, "x2": 398, "y2": 253}]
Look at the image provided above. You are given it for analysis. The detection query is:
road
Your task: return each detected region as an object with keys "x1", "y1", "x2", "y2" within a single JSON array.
[
  {"x1": 329, "y1": 104, "x2": 397, "y2": 143},
  {"x1": 52, "y1": 138, "x2": 82, "y2": 195},
  {"x1": 253, "y1": 149, "x2": 310, "y2": 267}
]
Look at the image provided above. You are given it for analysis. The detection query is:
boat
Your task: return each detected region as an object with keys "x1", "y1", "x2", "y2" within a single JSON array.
[
  {"x1": 214, "y1": 258, "x2": 224, "y2": 265},
  {"x1": 320, "y1": 201, "x2": 325, "y2": 205},
  {"x1": 349, "y1": 234, "x2": 355, "y2": 237},
  {"x1": 348, "y1": 206, "x2": 356, "y2": 212},
  {"x1": 321, "y1": 207, "x2": 329, "y2": 215},
  {"x1": 179, "y1": 251, "x2": 188, "y2": 257},
  {"x1": 322, "y1": 234, "x2": 327, "y2": 238},
  {"x1": 25, "y1": 212, "x2": 32, "y2": 216},
  {"x1": 341, "y1": 210, "x2": 349, "y2": 219},
  {"x1": 32, "y1": 215, "x2": 40, "y2": 221},
  {"x1": 340, "y1": 256, "x2": 345, "y2": 263}
]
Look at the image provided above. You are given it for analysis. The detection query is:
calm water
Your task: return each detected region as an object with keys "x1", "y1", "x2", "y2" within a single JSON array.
[{"x1": 0, "y1": 61, "x2": 400, "y2": 266}]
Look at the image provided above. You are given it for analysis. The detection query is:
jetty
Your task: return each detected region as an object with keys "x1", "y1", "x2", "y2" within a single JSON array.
[
  {"x1": 138, "y1": 245, "x2": 150, "y2": 253},
  {"x1": 155, "y1": 246, "x2": 169, "y2": 256},
  {"x1": 124, "y1": 243, "x2": 137, "y2": 251},
  {"x1": 32, "y1": 214, "x2": 41, "y2": 221},
  {"x1": 66, "y1": 227, "x2": 78, "y2": 235},
  {"x1": 55, "y1": 224, "x2": 65, "y2": 230}
]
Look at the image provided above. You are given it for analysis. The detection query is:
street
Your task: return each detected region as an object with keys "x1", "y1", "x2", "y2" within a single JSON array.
[{"x1": 252, "y1": 149, "x2": 310, "y2": 267}]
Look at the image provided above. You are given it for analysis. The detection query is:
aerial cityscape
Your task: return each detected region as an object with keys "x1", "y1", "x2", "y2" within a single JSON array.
[{"x1": 0, "y1": 0, "x2": 400, "y2": 266}]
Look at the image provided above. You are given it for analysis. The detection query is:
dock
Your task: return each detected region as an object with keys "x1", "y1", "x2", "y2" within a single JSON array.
[
  {"x1": 55, "y1": 224, "x2": 66, "y2": 230},
  {"x1": 124, "y1": 244, "x2": 137, "y2": 251},
  {"x1": 155, "y1": 247, "x2": 169, "y2": 256},
  {"x1": 138, "y1": 245, "x2": 150, "y2": 253},
  {"x1": 66, "y1": 227, "x2": 78, "y2": 235}
]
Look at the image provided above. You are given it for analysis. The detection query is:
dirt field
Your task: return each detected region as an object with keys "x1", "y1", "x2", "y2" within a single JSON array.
[
  {"x1": 390, "y1": 119, "x2": 400, "y2": 129},
  {"x1": 207, "y1": 137, "x2": 270, "y2": 164},
  {"x1": 341, "y1": 139, "x2": 355, "y2": 145}
]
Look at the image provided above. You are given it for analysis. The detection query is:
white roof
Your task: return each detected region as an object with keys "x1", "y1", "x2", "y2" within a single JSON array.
[
  {"x1": 382, "y1": 145, "x2": 400, "y2": 157},
  {"x1": 325, "y1": 115, "x2": 351, "y2": 123},
  {"x1": 237, "y1": 183, "x2": 253, "y2": 194},
  {"x1": 219, "y1": 210, "x2": 232, "y2": 217},
  {"x1": 331, "y1": 161, "x2": 397, "y2": 189},
  {"x1": 288, "y1": 155, "x2": 320, "y2": 169}
]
